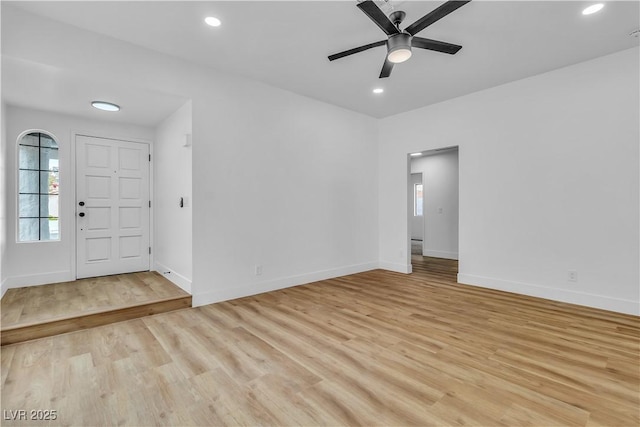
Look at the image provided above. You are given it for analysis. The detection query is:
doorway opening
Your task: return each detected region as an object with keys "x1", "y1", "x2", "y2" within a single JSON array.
[{"x1": 408, "y1": 146, "x2": 459, "y2": 276}]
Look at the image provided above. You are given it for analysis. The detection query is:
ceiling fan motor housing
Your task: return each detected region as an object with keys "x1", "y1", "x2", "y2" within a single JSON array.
[
  {"x1": 389, "y1": 10, "x2": 406, "y2": 26},
  {"x1": 387, "y1": 32, "x2": 412, "y2": 62}
]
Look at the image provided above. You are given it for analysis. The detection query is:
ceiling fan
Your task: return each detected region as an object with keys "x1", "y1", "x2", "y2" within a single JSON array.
[{"x1": 328, "y1": 0, "x2": 470, "y2": 78}]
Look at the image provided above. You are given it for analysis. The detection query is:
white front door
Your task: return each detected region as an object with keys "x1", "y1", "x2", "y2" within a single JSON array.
[{"x1": 76, "y1": 135, "x2": 150, "y2": 279}]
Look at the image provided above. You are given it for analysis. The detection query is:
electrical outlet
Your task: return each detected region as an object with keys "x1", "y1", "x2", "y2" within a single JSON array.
[
  {"x1": 255, "y1": 265, "x2": 263, "y2": 276},
  {"x1": 568, "y1": 270, "x2": 577, "y2": 282}
]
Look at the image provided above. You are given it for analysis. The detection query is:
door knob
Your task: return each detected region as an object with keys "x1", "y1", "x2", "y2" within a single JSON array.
[
  {"x1": 79, "y1": 201, "x2": 85, "y2": 206},
  {"x1": 79, "y1": 212, "x2": 85, "y2": 217}
]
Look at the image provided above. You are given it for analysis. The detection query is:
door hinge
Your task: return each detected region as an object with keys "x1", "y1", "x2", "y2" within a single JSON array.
[
  {"x1": 149, "y1": 154, "x2": 151, "y2": 162},
  {"x1": 149, "y1": 247, "x2": 151, "y2": 254},
  {"x1": 149, "y1": 200, "x2": 151, "y2": 208}
]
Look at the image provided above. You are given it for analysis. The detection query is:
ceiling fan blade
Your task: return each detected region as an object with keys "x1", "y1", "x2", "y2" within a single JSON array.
[
  {"x1": 379, "y1": 58, "x2": 394, "y2": 78},
  {"x1": 357, "y1": 0, "x2": 400, "y2": 36},
  {"x1": 411, "y1": 37, "x2": 462, "y2": 54},
  {"x1": 328, "y1": 40, "x2": 386, "y2": 61},
  {"x1": 405, "y1": 0, "x2": 471, "y2": 36}
]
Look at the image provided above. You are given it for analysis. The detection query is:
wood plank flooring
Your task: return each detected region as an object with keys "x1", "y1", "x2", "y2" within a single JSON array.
[
  {"x1": 2, "y1": 257, "x2": 638, "y2": 426},
  {"x1": 1, "y1": 272, "x2": 191, "y2": 345}
]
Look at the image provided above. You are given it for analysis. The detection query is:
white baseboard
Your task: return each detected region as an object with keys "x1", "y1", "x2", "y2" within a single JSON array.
[
  {"x1": 422, "y1": 249, "x2": 458, "y2": 260},
  {"x1": 154, "y1": 261, "x2": 192, "y2": 294},
  {"x1": 1, "y1": 270, "x2": 74, "y2": 296},
  {"x1": 193, "y1": 262, "x2": 378, "y2": 307},
  {"x1": 378, "y1": 261, "x2": 412, "y2": 274},
  {"x1": 458, "y1": 273, "x2": 640, "y2": 316},
  {"x1": 1, "y1": 278, "x2": 8, "y2": 299}
]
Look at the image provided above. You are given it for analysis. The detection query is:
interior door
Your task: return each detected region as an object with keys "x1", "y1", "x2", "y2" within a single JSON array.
[{"x1": 76, "y1": 135, "x2": 150, "y2": 279}]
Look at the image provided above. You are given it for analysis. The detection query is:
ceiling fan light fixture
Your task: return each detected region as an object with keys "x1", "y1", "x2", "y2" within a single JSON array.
[
  {"x1": 91, "y1": 101, "x2": 120, "y2": 112},
  {"x1": 387, "y1": 33, "x2": 413, "y2": 64},
  {"x1": 388, "y1": 48, "x2": 412, "y2": 64}
]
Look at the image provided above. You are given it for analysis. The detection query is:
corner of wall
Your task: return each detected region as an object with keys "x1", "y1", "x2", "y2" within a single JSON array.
[
  {"x1": 154, "y1": 262, "x2": 192, "y2": 294},
  {"x1": 2, "y1": 271, "x2": 74, "y2": 291},
  {"x1": 378, "y1": 262, "x2": 412, "y2": 274},
  {"x1": 0, "y1": 102, "x2": 7, "y2": 291},
  {"x1": 192, "y1": 262, "x2": 378, "y2": 307},
  {"x1": 1, "y1": 278, "x2": 8, "y2": 299},
  {"x1": 153, "y1": 100, "x2": 193, "y2": 296}
]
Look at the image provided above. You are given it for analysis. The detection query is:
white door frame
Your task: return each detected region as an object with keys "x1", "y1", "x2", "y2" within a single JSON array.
[
  {"x1": 407, "y1": 145, "x2": 460, "y2": 268},
  {"x1": 71, "y1": 132, "x2": 153, "y2": 279}
]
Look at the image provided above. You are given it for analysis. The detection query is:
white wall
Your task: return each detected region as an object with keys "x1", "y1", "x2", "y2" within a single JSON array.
[
  {"x1": 1, "y1": 102, "x2": 7, "y2": 296},
  {"x1": 191, "y1": 84, "x2": 379, "y2": 305},
  {"x1": 411, "y1": 150, "x2": 459, "y2": 259},
  {"x1": 2, "y1": 105, "x2": 153, "y2": 290},
  {"x1": 2, "y1": 6, "x2": 379, "y2": 306},
  {"x1": 154, "y1": 101, "x2": 192, "y2": 293},
  {"x1": 379, "y1": 47, "x2": 640, "y2": 315},
  {"x1": 409, "y1": 173, "x2": 423, "y2": 241}
]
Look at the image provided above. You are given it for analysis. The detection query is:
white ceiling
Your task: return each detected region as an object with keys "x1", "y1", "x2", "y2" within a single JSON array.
[
  {"x1": 3, "y1": 1, "x2": 640, "y2": 121},
  {"x1": 2, "y1": 56, "x2": 189, "y2": 127}
]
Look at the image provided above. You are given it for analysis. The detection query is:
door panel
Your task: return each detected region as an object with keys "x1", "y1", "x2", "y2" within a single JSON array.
[
  {"x1": 86, "y1": 207, "x2": 111, "y2": 230},
  {"x1": 86, "y1": 237, "x2": 111, "y2": 262},
  {"x1": 76, "y1": 135, "x2": 150, "y2": 279}
]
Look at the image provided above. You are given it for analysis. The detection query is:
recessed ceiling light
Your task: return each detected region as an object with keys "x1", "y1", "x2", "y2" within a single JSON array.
[
  {"x1": 582, "y1": 3, "x2": 604, "y2": 15},
  {"x1": 410, "y1": 152, "x2": 422, "y2": 157},
  {"x1": 91, "y1": 101, "x2": 120, "y2": 112},
  {"x1": 205, "y1": 16, "x2": 221, "y2": 27},
  {"x1": 373, "y1": 88, "x2": 384, "y2": 94}
]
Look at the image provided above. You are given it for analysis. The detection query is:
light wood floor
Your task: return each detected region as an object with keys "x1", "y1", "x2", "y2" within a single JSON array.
[
  {"x1": 1, "y1": 272, "x2": 191, "y2": 345},
  {"x1": 1, "y1": 272, "x2": 189, "y2": 328},
  {"x1": 2, "y1": 257, "x2": 639, "y2": 426}
]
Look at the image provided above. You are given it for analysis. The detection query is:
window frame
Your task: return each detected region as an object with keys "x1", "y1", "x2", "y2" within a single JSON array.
[{"x1": 16, "y1": 129, "x2": 61, "y2": 244}]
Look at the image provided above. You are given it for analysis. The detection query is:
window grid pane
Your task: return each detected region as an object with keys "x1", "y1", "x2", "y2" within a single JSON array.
[
  {"x1": 18, "y1": 145, "x2": 39, "y2": 170},
  {"x1": 18, "y1": 132, "x2": 60, "y2": 242},
  {"x1": 19, "y1": 134, "x2": 39, "y2": 147},
  {"x1": 18, "y1": 218, "x2": 39, "y2": 241}
]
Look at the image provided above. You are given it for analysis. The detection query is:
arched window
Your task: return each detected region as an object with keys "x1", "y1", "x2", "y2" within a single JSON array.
[{"x1": 18, "y1": 132, "x2": 59, "y2": 241}]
